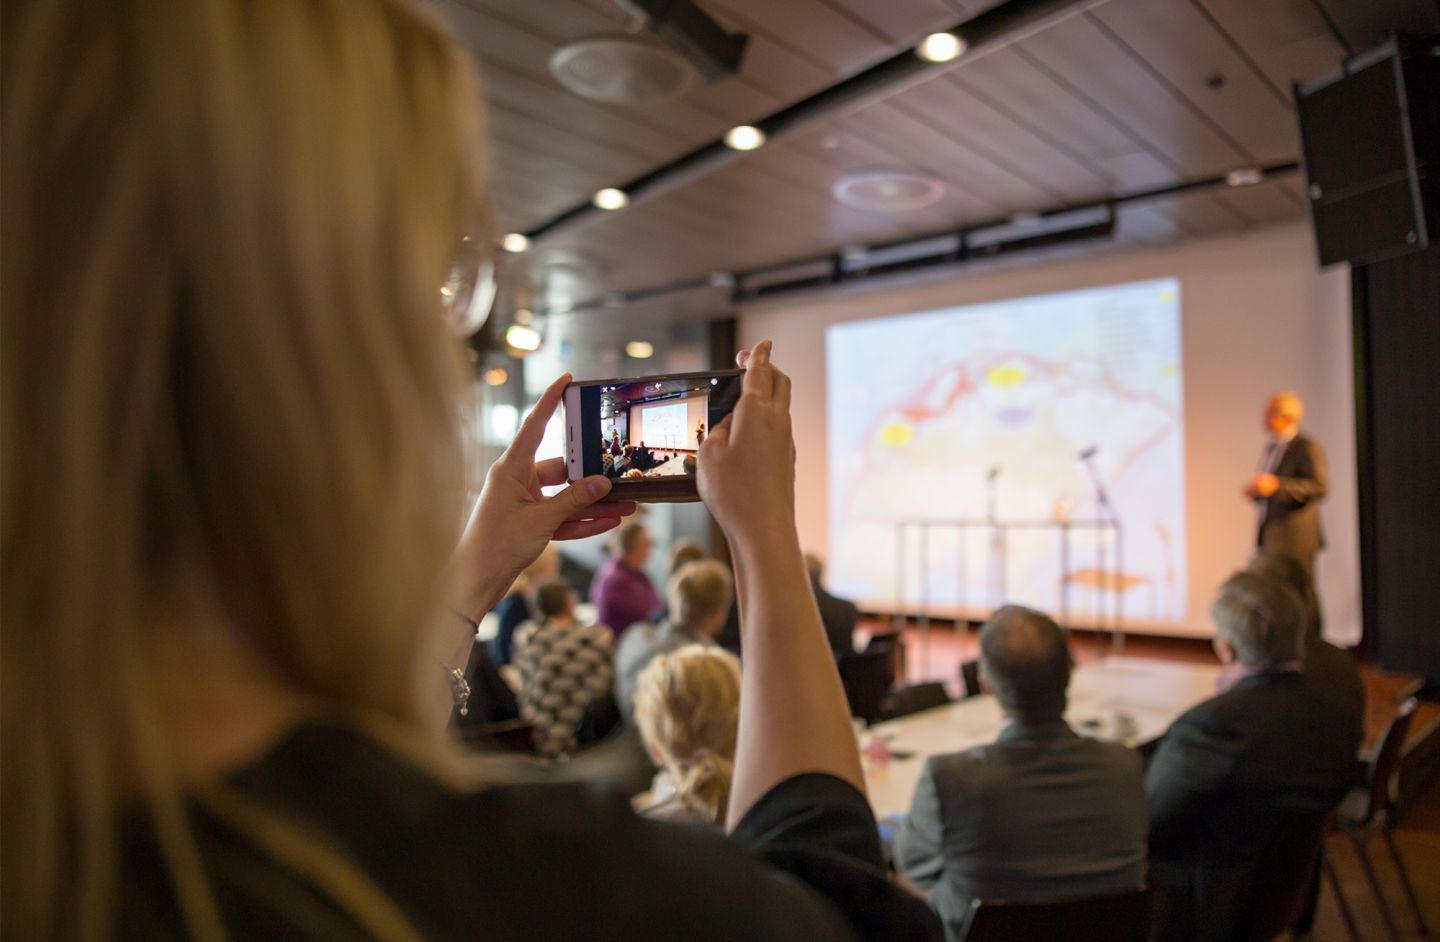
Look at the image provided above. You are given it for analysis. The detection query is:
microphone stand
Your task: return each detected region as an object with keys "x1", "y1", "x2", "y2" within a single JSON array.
[
  {"x1": 1080, "y1": 452, "x2": 1124, "y2": 657},
  {"x1": 986, "y1": 468, "x2": 1005, "y2": 609}
]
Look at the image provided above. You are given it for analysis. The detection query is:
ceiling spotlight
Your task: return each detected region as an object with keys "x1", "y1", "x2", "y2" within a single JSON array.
[
  {"x1": 603, "y1": 293, "x2": 626, "y2": 308},
  {"x1": 724, "y1": 125, "x2": 766, "y2": 151},
  {"x1": 707, "y1": 271, "x2": 735, "y2": 288},
  {"x1": 593, "y1": 187, "x2": 629, "y2": 210},
  {"x1": 439, "y1": 285, "x2": 455, "y2": 298},
  {"x1": 514, "y1": 308, "x2": 534, "y2": 325},
  {"x1": 505, "y1": 323, "x2": 542, "y2": 353},
  {"x1": 1225, "y1": 167, "x2": 1264, "y2": 187},
  {"x1": 501, "y1": 232, "x2": 530, "y2": 253},
  {"x1": 626, "y1": 340, "x2": 655, "y2": 359},
  {"x1": 484, "y1": 367, "x2": 509, "y2": 386},
  {"x1": 915, "y1": 32, "x2": 966, "y2": 64}
]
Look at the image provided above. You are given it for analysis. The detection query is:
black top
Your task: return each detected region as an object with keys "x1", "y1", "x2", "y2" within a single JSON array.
[{"x1": 120, "y1": 722, "x2": 941, "y2": 940}]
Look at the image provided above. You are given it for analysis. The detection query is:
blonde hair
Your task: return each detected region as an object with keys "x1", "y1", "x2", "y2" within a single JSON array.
[
  {"x1": 666, "y1": 559, "x2": 734, "y2": 630},
  {"x1": 2, "y1": 0, "x2": 489, "y2": 938},
  {"x1": 633, "y1": 646, "x2": 742, "y2": 825}
]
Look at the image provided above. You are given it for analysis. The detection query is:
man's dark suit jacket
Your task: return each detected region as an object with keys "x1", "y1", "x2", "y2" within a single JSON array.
[
  {"x1": 715, "y1": 581, "x2": 858, "y2": 659},
  {"x1": 1257, "y1": 433, "x2": 1329, "y2": 569},
  {"x1": 894, "y1": 720, "x2": 1148, "y2": 940},
  {"x1": 1145, "y1": 671, "x2": 1359, "y2": 941}
]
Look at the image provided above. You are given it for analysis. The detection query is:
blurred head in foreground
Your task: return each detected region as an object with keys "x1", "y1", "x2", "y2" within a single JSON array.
[
  {"x1": 2, "y1": 0, "x2": 491, "y2": 935},
  {"x1": 1210, "y1": 571, "x2": 1306, "y2": 670}
]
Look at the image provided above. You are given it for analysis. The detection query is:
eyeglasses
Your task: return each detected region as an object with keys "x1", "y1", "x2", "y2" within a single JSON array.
[{"x1": 442, "y1": 231, "x2": 497, "y2": 338}]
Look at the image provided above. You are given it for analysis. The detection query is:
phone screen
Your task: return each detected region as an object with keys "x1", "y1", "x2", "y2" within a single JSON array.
[{"x1": 565, "y1": 369, "x2": 744, "y2": 502}]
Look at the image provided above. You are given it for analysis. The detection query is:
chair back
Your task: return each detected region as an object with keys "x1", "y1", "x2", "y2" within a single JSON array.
[
  {"x1": 959, "y1": 658, "x2": 982, "y2": 698},
  {"x1": 1232, "y1": 809, "x2": 1331, "y2": 941},
  {"x1": 881, "y1": 681, "x2": 951, "y2": 720},
  {"x1": 837, "y1": 649, "x2": 894, "y2": 725},
  {"x1": 958, "y1": 889, "x2": 1147, "y2": 942},
  {"x1": 1362, "y1": 696, "x2": 1418, "y2": 823}
]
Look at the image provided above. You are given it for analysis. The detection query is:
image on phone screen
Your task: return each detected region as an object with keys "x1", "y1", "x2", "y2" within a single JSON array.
[{"x1": 564, "y1": 369, "x2": 744, "y2": 502}]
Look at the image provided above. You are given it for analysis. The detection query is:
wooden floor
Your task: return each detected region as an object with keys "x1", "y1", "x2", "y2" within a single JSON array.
[{"x1": 872, "y1": 619, "x2": 1440, "y2": 940}]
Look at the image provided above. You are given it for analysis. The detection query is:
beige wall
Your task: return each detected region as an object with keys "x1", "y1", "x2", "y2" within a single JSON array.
[{"x1": 739, "y1": 222, "x2": 1359, "y2": 643}]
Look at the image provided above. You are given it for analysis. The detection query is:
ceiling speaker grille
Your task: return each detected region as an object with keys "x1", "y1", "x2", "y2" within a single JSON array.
[
  {"x1": 833, "y1": 170, "x2": 946, "y2": 212},
  {"x1": 550, "y1": 35, "x2": 697, "y2": 105}
]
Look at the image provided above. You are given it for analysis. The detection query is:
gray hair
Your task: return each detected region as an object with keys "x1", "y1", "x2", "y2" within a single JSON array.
[
  {"x1": 1211, "y1": 571, "x2": 1306, "y2": 668},
  {"x1": 978, "y1": 606, "x2": 1072, "y2": 722}
]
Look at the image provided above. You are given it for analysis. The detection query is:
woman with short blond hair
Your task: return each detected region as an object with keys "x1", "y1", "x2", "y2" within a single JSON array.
[
  {"x1": 634, "y1": 646, "x2": 742, "y2": 826},
  {"x1": 1, "y1": 1, "x2": 937, "y2": 939}
]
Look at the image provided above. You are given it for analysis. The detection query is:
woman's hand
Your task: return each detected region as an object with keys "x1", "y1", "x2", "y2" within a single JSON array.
[
  {"x1": 454, "y1": 374, "x2": 636, "y2": 620},
  {"x1": 697, "y1": 341, "x2": 796, "y2": 550}
]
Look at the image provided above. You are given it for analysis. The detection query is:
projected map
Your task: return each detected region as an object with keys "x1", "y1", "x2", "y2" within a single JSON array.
[{"x1": 826, "y1": 278, "x2": 1186, "y2": 626}]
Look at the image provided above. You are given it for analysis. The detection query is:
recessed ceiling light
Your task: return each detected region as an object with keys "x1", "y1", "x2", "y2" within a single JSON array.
[
  {"x1": 505, "y1": 323, "x2": 542, "y2": 353},
  {"x1": 626, "y1": 341, "x2": 655, "y2": 359},
  {"x1": 604, "y1": 293, "x2": 625, "y2": 308},
  {"x1": 915, "y1": 32, "x2": 966, "y2": 64},
  {"x1": 593, "y1": 187, "x2": 629, "y2": 210},
  {"x1": 439, "y1": 285, "x2": 455, "y2": 298},
  {"x1": 484, "y1": 367, "x2": 509, "y2": 386},
  {"x1": 707, "y1": 271, "x2": 735, "y2": 288},
  {"x1": 1225, "y1": 167, "x2": 1264, "y2": 187},
  {"x1": 724, "y1": 125, "x2": 766, "y2": 151},
  {"x1": 501, "y1": 232, "x2": 530, "y2": 253}
]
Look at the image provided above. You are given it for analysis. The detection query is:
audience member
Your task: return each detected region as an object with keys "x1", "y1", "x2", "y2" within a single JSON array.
[
  {"x1": 2, "y1": 0, "x2": 939, "y2": 930},
  {"x1": 669, "y1": 538, "x2": 707, "y2": 576},
  {"x1": 805, "y1": 553, "x2": 858, "y2": 658},
  {"x1": 633, "y1": 645, "x2": 742, "y2": 827},
  {"x1": 1146, "y1": 572, "x2": 1359, "y2": 941},
  {"x1": 1245, "y1": 550, "x2": 1364, "y2": 747},
  {"x1": 514, "y1": 582, "x2": 614, "y2": 758},
  {"x1": 894, "y1": 606, "x2": 1147, "y2": 937},
  {"x1": 488, "y1": 543, "x2": 558, "y2": 666},
  {"x1": 615, "y1": 559, "x2": 733, "y2": 717},
  {"x1": 589, "y1": 521, "x2": 662, "y2": 639}
]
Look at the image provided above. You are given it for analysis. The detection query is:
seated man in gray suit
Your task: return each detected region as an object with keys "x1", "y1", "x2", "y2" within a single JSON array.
[{"x1": 893, "y1": 606, "x2": 1148, "y2": 938}]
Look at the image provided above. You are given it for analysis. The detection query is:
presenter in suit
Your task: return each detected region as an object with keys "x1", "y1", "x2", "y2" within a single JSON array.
[{"x1": 1244, "y1": 391, "x2": 1328, "y2": 578}]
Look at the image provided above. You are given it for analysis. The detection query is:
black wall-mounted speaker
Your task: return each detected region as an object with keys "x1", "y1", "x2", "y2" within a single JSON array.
[{"x1": 1295, "y1": 36, "x2": 1440, "y2": 267}]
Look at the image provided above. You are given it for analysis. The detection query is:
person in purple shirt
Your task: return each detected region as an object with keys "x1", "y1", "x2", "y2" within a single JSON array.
[{"x1": 591, "y1": 521, "x2": 661, "y2": 640}]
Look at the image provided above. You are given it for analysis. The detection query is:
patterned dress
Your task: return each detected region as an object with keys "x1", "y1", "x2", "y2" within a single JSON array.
[{"x1": 513, "y1": 619, "x2": 614, "y2": 758}]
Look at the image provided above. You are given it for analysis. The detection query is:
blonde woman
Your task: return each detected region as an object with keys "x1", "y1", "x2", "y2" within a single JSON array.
[
  {"x1": 1, "y1": 1, "x2": 939, "y2": 939},
  {"x1": 634, "y1": 646, "x2": 742, "y2": 827}
]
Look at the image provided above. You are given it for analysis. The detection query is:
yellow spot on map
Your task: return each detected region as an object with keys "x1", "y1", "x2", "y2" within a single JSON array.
[
  {"x1": 880, "y1": 421, "x2": 913, "y2": 448},
  {"x1": 1162, "y1": 363, "x2": 1179, "y2": 377},
  {"x1": 987, "y1": 364, "x2": 1026, "y2": 388}
]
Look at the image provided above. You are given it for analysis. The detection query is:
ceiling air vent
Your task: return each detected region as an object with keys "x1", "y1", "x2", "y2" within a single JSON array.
[
  {"x1": 550, "y1": 35, "x2": 697, "y2": 105},
  {"x1": 832, "y1": 169, "x2": 946, "y2": 213}
]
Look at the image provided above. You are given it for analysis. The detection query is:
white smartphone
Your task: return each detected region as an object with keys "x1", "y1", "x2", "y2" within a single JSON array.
[{"x1": 563, "y1": 369, "x2": 745, "y2": 502}]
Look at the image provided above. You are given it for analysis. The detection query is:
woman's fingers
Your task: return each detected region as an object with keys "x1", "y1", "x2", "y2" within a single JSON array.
[
  {"x1": 504, "y1": 373, "x2": 571, "y2": 467},
  {"x1": 553, "y1": 516, "x2": 624, "y2": 542},
  {"x1": 535, "y1": 457, "x2": 568, "y2": 487}
]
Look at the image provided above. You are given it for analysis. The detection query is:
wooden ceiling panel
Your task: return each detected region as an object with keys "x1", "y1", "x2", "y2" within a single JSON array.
[
  {"x1": 1090, "y1": 0, "x2": 1298, "y2": 164},
  {"x1": 838, "y1": 102, "x2": 1055, "y2": 213},
  {"x1": 1143, "y1": 191, "x2": 1248, "y2": 236},
  {"x1": 1015, "y1": 12, "x2": 1251, "y2": 176},
  {"x1": 895, "y1": 72, "x2": 1113, "y2": 202},
  {"x1": 1193, "y1": 0, "x2": 1346, "y2": 91},
  {"x1": 783, "y1": 122, "x2": 995, "y2": 229},
  {"x1": 826, "y1": 0, "x2": 962, "y2": 44},
  {"x1": 1211, "y1": 177, "x2": 1306, "y2": 227},
  {"x1": 707, "y1": 0, "x2": 895, "y2": 77}
]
